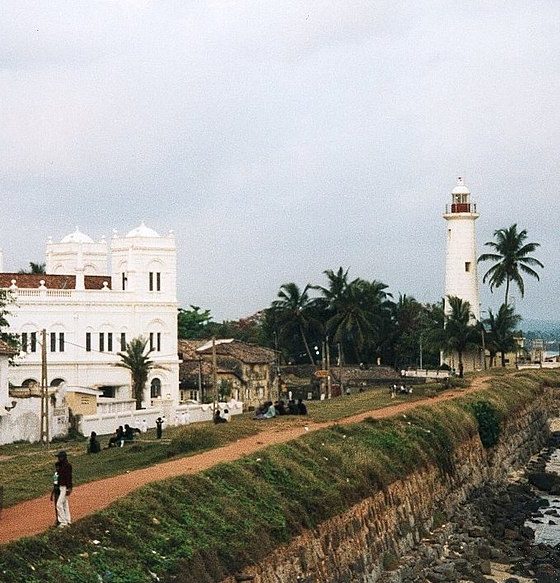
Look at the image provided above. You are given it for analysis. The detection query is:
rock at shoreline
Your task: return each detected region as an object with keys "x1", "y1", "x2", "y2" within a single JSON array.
[{"x1": 527, "y1": 472, "x2": 560, "y2": 493}]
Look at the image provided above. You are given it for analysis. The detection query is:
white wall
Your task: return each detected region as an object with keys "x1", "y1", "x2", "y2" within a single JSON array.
[
  {"x1": 0, "y1": 397, "x2": 67, "y2": 445},
  {"x1": 78, "y1": 400, "x2": 243, "y2": 436}
]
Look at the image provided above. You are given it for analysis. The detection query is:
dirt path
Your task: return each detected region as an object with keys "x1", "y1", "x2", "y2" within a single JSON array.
[{"x1": 0, "y1": 378, "x2": 489, "y2": 545}]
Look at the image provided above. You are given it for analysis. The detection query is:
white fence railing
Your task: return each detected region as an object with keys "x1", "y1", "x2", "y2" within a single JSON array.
[
  {"x1": 78, "y1": 400, "x2": 243, "y2": 437},
  {"x1": 401, "y1": 369, "x2": 450, "y2": 379}
]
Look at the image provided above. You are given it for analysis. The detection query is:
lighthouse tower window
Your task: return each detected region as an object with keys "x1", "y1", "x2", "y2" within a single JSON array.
[{"x1": 465, "y1": 262, "x2": 471, "y2": 272}]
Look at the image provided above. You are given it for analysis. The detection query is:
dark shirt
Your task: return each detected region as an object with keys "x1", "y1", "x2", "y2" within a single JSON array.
[{"x1": 57, "y1": 460, "x2": 73, "y2": 489}]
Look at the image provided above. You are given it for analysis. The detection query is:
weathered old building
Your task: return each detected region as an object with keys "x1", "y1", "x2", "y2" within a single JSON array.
[{"x1": 178, "y1": 338, "x2": 276, "y2": 407}]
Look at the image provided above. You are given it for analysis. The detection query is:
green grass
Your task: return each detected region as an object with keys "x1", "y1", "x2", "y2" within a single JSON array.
[
  {"x1": 0, "y1": 370, "x2": 557, "y2": 582},
  {"x1": 0, "y1": 384, "x2": 455, "y2": 507}
]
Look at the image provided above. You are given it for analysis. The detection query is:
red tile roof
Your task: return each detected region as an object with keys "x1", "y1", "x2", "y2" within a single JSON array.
[
  {"x1": 0, "y1": 273, "x2": 111, "y2": 290},
  {"x1": 0, "y1": 339, "x2": 16, "y2": 355}
]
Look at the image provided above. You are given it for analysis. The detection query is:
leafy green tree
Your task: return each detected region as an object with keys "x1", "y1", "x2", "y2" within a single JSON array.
[
  {"x1": 390, "y1": 294, "x2": 425, "y2": 370},
  {"x1": 0, "y1": 290, "x2": 18, "y2": 352},
  {"x1": 18, "y1": 262, "x2": 46, "y2": 274},
  {"x1": 443, "y1": 296, "x2": 480, "y2": 377},
  {"x1": 314, "y1": 268, "x2": 393, "y2": 364},
  {"x1": 483, "y1": 304, "x2": 522, "y2": 367},
  {"x1": 271, "y1": 282, "x2": 320, "y2": 364},
  {"x1": 478, "y1": 224, "x2": 543, "y2": 305},
  {"x1": 418, "y1": 301, "x2": 448, "y2": 369},
  {"x1": 178, "y1": 305, "x2": 213, "y2": 339},
  {"x1": 116, "y1": 337, "x2": 157, "y2": 409}
]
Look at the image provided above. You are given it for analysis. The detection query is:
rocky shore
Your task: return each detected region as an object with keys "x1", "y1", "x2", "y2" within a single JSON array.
[{"x1": 382, "y1": 432, "x2": 560, "y2": 583}]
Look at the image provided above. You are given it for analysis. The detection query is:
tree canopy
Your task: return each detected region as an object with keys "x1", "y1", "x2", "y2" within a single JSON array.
[
  {"x1": 478, "y1": 224, "x2": 543, "y2": 305},
  {"x1": 116, "y1": 337, "x2": 157, "y2": 410}
]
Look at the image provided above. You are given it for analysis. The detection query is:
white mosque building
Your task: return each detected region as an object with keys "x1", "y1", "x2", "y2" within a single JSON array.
[{"x1": 0, "y1": 223, "x2": 180, "y2": 406}]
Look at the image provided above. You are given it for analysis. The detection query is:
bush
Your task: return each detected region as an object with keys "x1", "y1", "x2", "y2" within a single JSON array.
[{"x1": 470, "y1": 400, "x2": 501, "y2": 448}]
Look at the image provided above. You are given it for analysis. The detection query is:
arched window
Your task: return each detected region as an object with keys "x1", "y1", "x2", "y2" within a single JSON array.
[
  {"x1": 150, "y1": 378, "x2": 162, "y2": 398},
  {"x1": 50, "y1": 378, "x2": 66, "y2": 387},
  {"x1": 22, "y1": 379, "x2": 38, "y2": 388}
]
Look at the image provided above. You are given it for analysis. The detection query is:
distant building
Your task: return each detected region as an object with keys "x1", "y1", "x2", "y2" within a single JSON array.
[
  {"x1": 178, "y1": 339, "x2": 276, "y2": 407},
  {"x1": 0, "y1": 224, "x2": 180, "y2": 408}
]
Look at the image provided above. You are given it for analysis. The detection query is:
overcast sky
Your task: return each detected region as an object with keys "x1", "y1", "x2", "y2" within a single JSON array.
[{"x1": 1, "y1": 1, "x2": 558, "y2": 322}]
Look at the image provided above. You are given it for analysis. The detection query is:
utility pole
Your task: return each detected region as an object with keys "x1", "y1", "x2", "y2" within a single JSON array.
[
  {"x1": 419, "y1": 334, "x2": 423, "y2": 370},
  {"x1": 321, "y1": 340, "x2": 326, "y2": 397},
  {"x1": 338, "y1": 342, "x2": 344, "y2": 395},
  {"x1": 40, "y1": 329, "x2": 49, "y2": 446},
  {"x1": 325, "y1": 336, "x2": 332, "y2": 399},
  {"x1": 197, "y1": 359, "x2": 203, "y2": 403},
  {"x1": 212, "y1": 337, "x2": 218, "y2": 413}
]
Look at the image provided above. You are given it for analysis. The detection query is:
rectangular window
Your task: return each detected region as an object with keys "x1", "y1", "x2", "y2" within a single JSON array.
[
  {"x1": 21, "y1": 332, "x2": 28, "y2": 352},
  {"x1": 465, "y1": 261, "x2": 471, "y2": 272},
  {"x1": 149, "y1": 272, "x2": 154, "y2": 291},
  {"x1": 107, "y1": 332, "x2": 113, "y2": 352},
  {"x1": 59, "y1": 333, "x2": 65, "y2": 352},
  {"x1": 99, "y1": 333, "x2": 105, "y2": 352},
  {"x1": 30, "y1": 332, "x2": 37, "y2": 352},
  {"x1": 156, "y1": 272, "x2": 161, "y2": 291},
  {"x1": 120, "y1": 332, "x2": 126, "y2": 351},
  {"x1": 156, "y1": 332, "x2": 161, "y2": 352},
  {"x1": 86, "y1": 332, "x2": 91, "y2": 352},
  {"x1": 50, "y1": 332, "x2": 56, "y2": 352},
  {"x1": 121, "y1": 273, "x2": 127, "y2": 291},
  {"x1": 149, "y1": 332, "x2": 154, "y2": 351}
]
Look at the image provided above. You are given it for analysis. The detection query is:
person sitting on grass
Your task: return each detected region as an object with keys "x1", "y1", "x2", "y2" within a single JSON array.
[
  {"x1": 254, "y1": 401, "x2": 275, "y2": 420},
  {"x1": 297, "y1": 399, "x2": 307, "y2": 415},
  {"x1": 274, "y1": 400, "x2": 287, "y2": 415},
  {"x1": 123, "y1": 424, "x2": 135, "y2": 441},
  {"x1": 287, "y1": 399, "x2": 298, "y2": 415},
  {"x1": 264, "y1": 402, "x2": 277, "y2": 419},
  {"x1": 213, "y1": 409, "x2": 227, "y2": 424},
  {"x1": 87, "y1": 431, "x2": 101, "y2": 453},
  {"x1": 108, "y1": 426, "x2": 125, "y2": 448}
]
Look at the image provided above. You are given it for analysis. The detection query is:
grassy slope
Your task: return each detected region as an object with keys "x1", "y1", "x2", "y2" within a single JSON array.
[
  {"x1": 0, "y1": 384, "x2": 441, "y2": 507},
  {"x1": 1, "y1": 371, "x2": 558, "y2": 582}
]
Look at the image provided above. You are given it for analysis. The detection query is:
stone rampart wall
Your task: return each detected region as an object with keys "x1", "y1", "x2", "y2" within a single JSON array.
[{"x1": 221, "y1": 392, "x2": 555, "y2": 583}]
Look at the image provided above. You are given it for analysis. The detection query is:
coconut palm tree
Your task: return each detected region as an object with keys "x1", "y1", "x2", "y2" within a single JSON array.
[
  {"x1": 271, "y1": 282, "x2": 319, "y2": 364},
  {"x1": 18, "y1": 262, "x2": 46, "y2": 274},
  {"x1": 443, "y1": 296, "x2": 480, "y2": 377},
  {"x1": 116, "y1": 337, "x2": 157, "y2": 409},
  {"x1": 478, "y1": 224, "x2": 543, "y2": 305},
  {"x1": 483, "y1": 304, "x2": 522, "y2": 367},
  {"x1": 315, "y1": 268, "x2": 393, "y2": 363}
]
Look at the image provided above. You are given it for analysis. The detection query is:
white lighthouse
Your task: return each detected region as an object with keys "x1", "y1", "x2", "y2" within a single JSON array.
[{"x1": 443, "y1": 177, "x2": 480, "y2": 321}]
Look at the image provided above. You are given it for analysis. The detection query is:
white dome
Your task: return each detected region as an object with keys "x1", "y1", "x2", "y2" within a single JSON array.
[
  {"x1": 126, "y1": 222, "x2": 160, "y2": 238},
  {"x1": 60, "y1": 227, "x2": 94, "y2": 244},
  {"x1": 451, "y1": 177, "x2": 470, "y2": 195}
]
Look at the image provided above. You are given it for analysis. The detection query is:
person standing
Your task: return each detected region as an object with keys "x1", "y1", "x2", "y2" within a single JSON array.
[
  {"x1": 54, "y1": 450, "x2": 72, "y2": 527},
  {"x1": 155, "y1": 417, "x2": 164, "y2": 439},
  {"x1": 50, "y1": 460, "x2": 61, "y2": 526},
  {"x1": 140, "y1": 419, "x2": 148, "y2": 433}
]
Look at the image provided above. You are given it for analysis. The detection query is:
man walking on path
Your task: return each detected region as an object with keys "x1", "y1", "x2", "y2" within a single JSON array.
[{"x1": 54, "y1": 451, "x2": 73, "y2": 527}]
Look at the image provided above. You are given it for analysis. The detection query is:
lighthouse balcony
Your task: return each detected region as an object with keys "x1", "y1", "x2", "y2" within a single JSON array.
[{"x1": 446, "y1": 202, "x2": 476, "y2": 214}]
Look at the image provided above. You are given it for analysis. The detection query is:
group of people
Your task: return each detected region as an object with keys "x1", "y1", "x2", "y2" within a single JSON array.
[
  {"x1": 87, "y1": 417, "x2": 166, "y2": 453},
  {"x1": 390, "y1": 384, "x2": 413, "y2": 398},
  {"x1": 254, "y1": 398, "x2": 307, "y2": 419}
]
